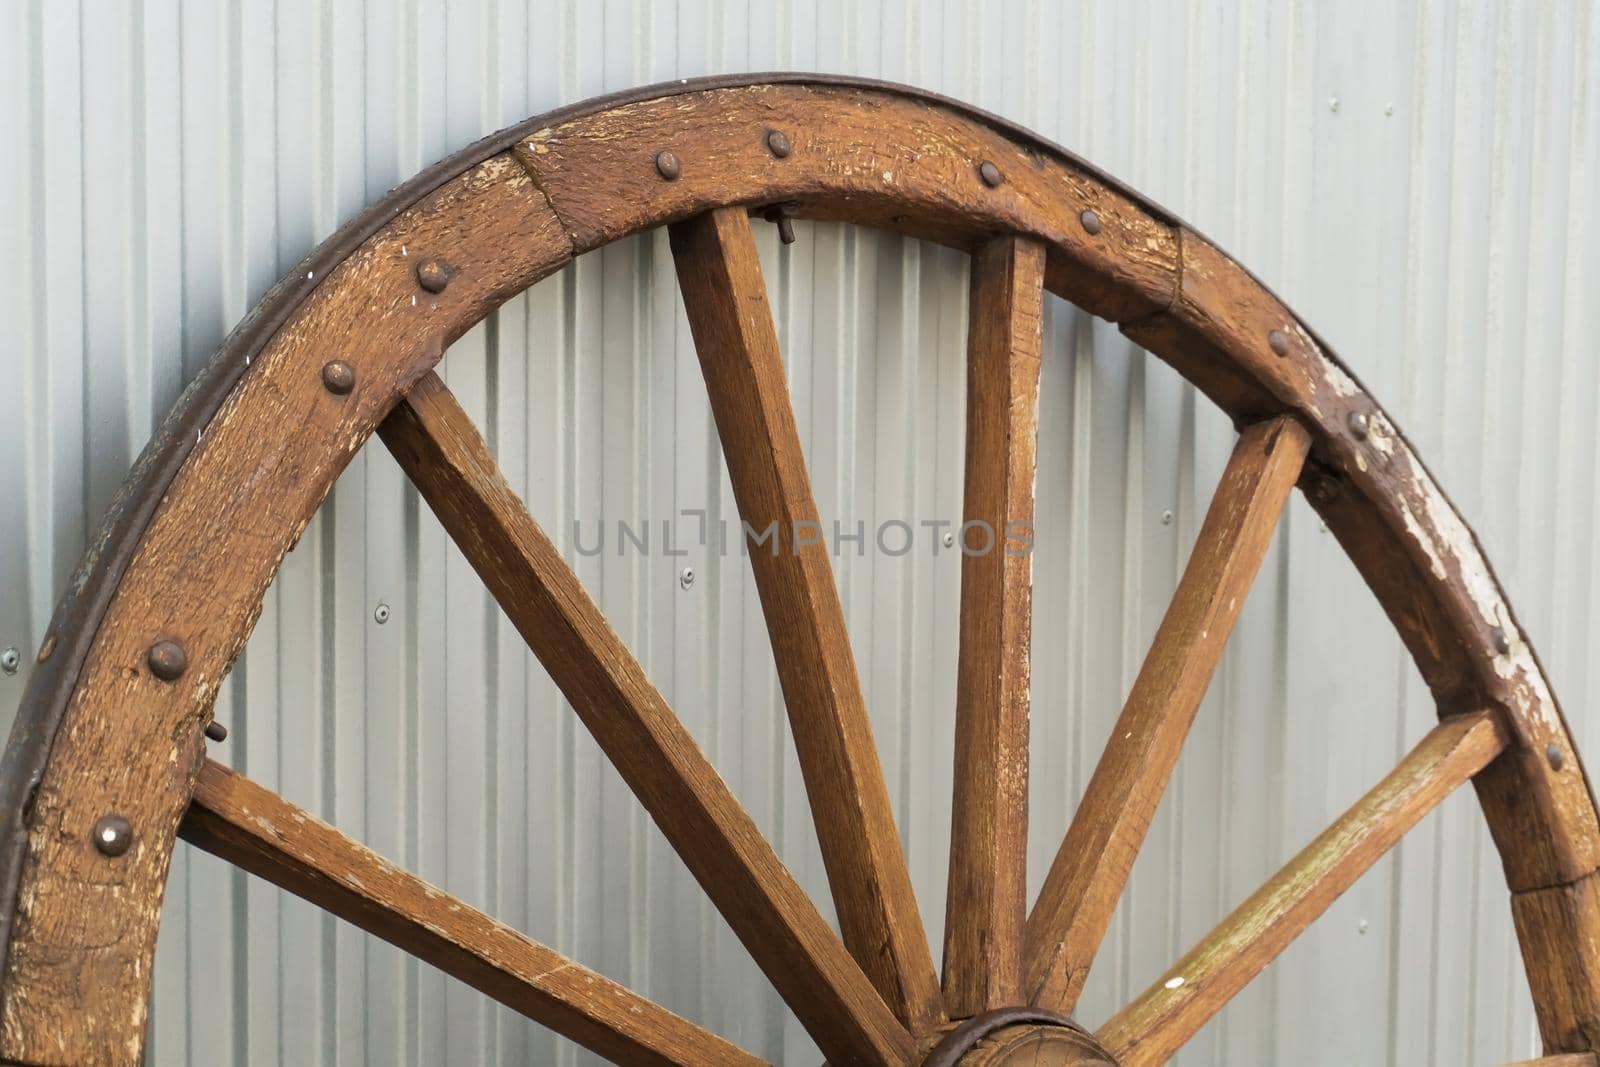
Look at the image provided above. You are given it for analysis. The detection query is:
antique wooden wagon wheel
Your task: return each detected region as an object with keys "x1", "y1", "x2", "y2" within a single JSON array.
[{"x1": 2, "y1": 74, "x2": 1598, "y2": 1067}]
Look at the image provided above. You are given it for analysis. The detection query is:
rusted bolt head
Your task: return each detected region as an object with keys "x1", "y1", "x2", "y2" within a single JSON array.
[
  {"x1": 1548, "y1": 742, "x2": 1566, "y2": 771},
  {"x1": 1079, "y1": 209, "x2": 1103, "y2": 235},
  {"x1": 655, "y1": 149, "x2": 681, "y2": 181},
  {"x1": 93, "y1": 815, "x2": 133, "y2": 857},
  {"x1": 321, "y1": 360, "x2": 355, "y2": 395},
  {"x1": 765, "y1": 129, "x2": 792, "y2": 158},
  {"x1": 1490, "y1": 626, "x2": 1512, "y2": 655},
  {"x1": 1348, "y1": 410, "x2": 1370, "y2": 439},
  {"x1": 1268, "y1": 329, "x2": 1291, "y2": 356},
  {"x1": 205, "y1": 720, "x2": 228, "y2": 742},
  {"x1": 1305, "y1": 473, "x2": 1340, "y2": 506},
  {"x1": 978, "y1": 160, "x2": 1003, "y2": 187},
  {"x1": 146, "y1": 639, "x2": 188, "y2": 682},
  {"x1": 416, "y1": 258, "x2": 451, "y2": 293}
]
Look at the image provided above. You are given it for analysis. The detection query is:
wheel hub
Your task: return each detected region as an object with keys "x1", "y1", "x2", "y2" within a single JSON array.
[{"x1": 921, "y1": 1009, "x2": 1117, "y2": 1067}]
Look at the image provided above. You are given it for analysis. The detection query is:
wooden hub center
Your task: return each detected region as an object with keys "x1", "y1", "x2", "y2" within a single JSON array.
[{"x1": 947, "y1": 1022, "x2": 1117, "y2": 1066}]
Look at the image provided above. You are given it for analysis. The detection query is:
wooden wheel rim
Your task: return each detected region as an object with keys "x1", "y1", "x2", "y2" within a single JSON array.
[{"x1": 1, "y1": 73, "x2": 1596, "y2": 1064}]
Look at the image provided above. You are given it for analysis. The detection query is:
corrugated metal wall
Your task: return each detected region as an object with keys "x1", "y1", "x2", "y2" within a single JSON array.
[{"x1": 2, "y1": 1, "x2": 1597, "y2": 1063}]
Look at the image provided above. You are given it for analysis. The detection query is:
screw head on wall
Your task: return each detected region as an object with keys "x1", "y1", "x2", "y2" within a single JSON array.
[
  {"x1": 146, "y1": 639, "x2": 188, "y2": 682},
  {"x1": 0, "y1": 646, "x2": 19, "y2": 676},
  {"x1": 374, "y1": 602, "x2": 391, "y2": 624},
  {"x1": 679, "y1": 567, "x2": 695, "y2": 590}
]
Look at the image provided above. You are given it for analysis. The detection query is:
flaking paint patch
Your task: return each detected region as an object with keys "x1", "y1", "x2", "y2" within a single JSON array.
[
  {"x1": 1315, "y1": 347, "x2": 1364, "y2": 401},
  {"x1": 1389, "y1": 442, "x2": 1564, "y2": 734},
  {"x1": 1398, "y1": 498, "x2": 1450, "y2": 582},
  {"x1": 1365, "y1": 413, "x2": 1397, "y2": 462}
]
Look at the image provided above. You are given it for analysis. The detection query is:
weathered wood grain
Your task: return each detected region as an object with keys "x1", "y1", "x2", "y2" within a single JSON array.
[
  {"x1": 180, "y1": 760, "x2": 764, "y2": 1066},
  {"x1": 942, "y1": 235, "x2": 1045, "y2": 1016},
  {"x1": 1125, "y1": 232, "x2": 1600, "y2": 895},
  {"x1": 1504, "y1": 1055, "x2": 1600, "y2": 1067},
  {"x1": 1024, "y1": 416, "x2": 1311, "y2": 1013},
  {"x1": 1126, "y1": 229, "x2": 1600, "y2": 1051},
  {"x1": 0, "y1": 155, "x2": 569, "y2": 1066},
  {"x1": 1513, "y1": 870, "x2": 1600, "y2": 1055},
  {"x1": 518, "y1": 84, "x2": 1179, "y2": 323},
  {"x1": 667, "y1": 206, "x2": 941, "y2": 1033},
  {"x1": 379, "y1": 372, "x2": 913, "y2": 1066},
  {"x1": 1097, "y1": 709, "x2": 1508, "y2": 1066}
]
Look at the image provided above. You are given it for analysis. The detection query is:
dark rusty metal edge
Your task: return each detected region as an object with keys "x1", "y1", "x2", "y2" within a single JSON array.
[
  {"x1": 922, "y1": 1007, "x2": 1099, "y2": 1067},
  {"x1": 0, "y1": 71, "x2": 1550, "y2": 1006}
]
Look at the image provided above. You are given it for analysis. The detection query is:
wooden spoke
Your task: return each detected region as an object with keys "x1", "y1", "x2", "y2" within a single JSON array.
[
  {"x1": 1025, "y1": 415, "x2": 1312, "y2": 1012},
  {"x1": 1097, "y1": 709, "x2": 1507, "y2": 1065},
  {"x1": 669, "y1": 206, "x2": 943, "y2": 1030},
  {"x1": 1504, "y1": 1056, "x2": 1600, "y2": 1067},
  {"x1": 378, "y1": 374, "x2": 913, "y2": 1066},
  {"x1": 179, "y1": 760, "x2": 765, "y2": 1067},
  {"x1": 942, "y1": 235, "x2": 1046, "y2": 1014}
]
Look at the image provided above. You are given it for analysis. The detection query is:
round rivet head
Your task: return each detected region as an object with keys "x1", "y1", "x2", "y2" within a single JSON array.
[
  {"x1": 1348, "y1": 410, "x2": 1370, "y2": 439},
  {"x1": 205, "y1": 720, "x2": 228, "y2": 742},
  {"x1": 1079, "y1": 209, "x2": 1103, "y2": 235},
  {"x1": 146, "y1": 639, "x2": 187, "y2": 682},
  {"x1": 416, "y1": 258, "x2": 451, "y2": 293},
  {"x1": 1548, "y1": 742, "x2": 1566, "y2": 771},
  {"x1": 93, "y1": 815, "x2": 133, "y2": 857},
  {"x1": 1268, "y1": 329, "x2": 1291, "y2": 356},
  {"x1": 321, "y1": 360, "x2": 355, "y2": 395},
  {"x1": 765, "y1": 129, "x2": 792, "y2": 158},
  {"x1": 1490, "y1": 626, "x2": 1512, "y2": 655},
  {"x1": 1304, "y1": 472, "x2": 1340, "y2": 506},
  {"x1": 978, "y1": 160, "x2": 1003, "y2": 187},
  {"x1": 655, "y1": 149, "x2": 681, "y2": 181}
]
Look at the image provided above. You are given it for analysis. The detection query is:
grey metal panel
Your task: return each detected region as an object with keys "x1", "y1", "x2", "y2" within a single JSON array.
[{"x1": 2, "y1": 0, "x2": 1595, "y2": 1062}]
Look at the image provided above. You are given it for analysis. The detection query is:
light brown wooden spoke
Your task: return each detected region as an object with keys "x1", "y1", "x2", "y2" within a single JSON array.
[
  {"x1": 941, "y1": 235, "x2": 1046, "y2": 1015},
  {"x1": 378, "y1": 374, "x2": 913, "y2": 1067},
  {"x1": 179, "y1": 759, "x2": 765, "y2": 1067},
  {"x1": 669, "y1": 206, "x2": 943, "y2": 1031},
  {"x1": 1504, "y1": 1056, "x2": 1600, "y2": 1067},
  {"x1": 1025, "y1": 415, "x2": 1312, "y2": 1012},
  {"x1": 1098, "y1": 709, "x2": 1508, "y2": 1066}
]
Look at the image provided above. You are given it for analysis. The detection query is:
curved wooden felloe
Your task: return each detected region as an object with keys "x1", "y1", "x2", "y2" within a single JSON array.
[{"x1": 1, "y1": 73, "x2": 1597, "y2": 1065}]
